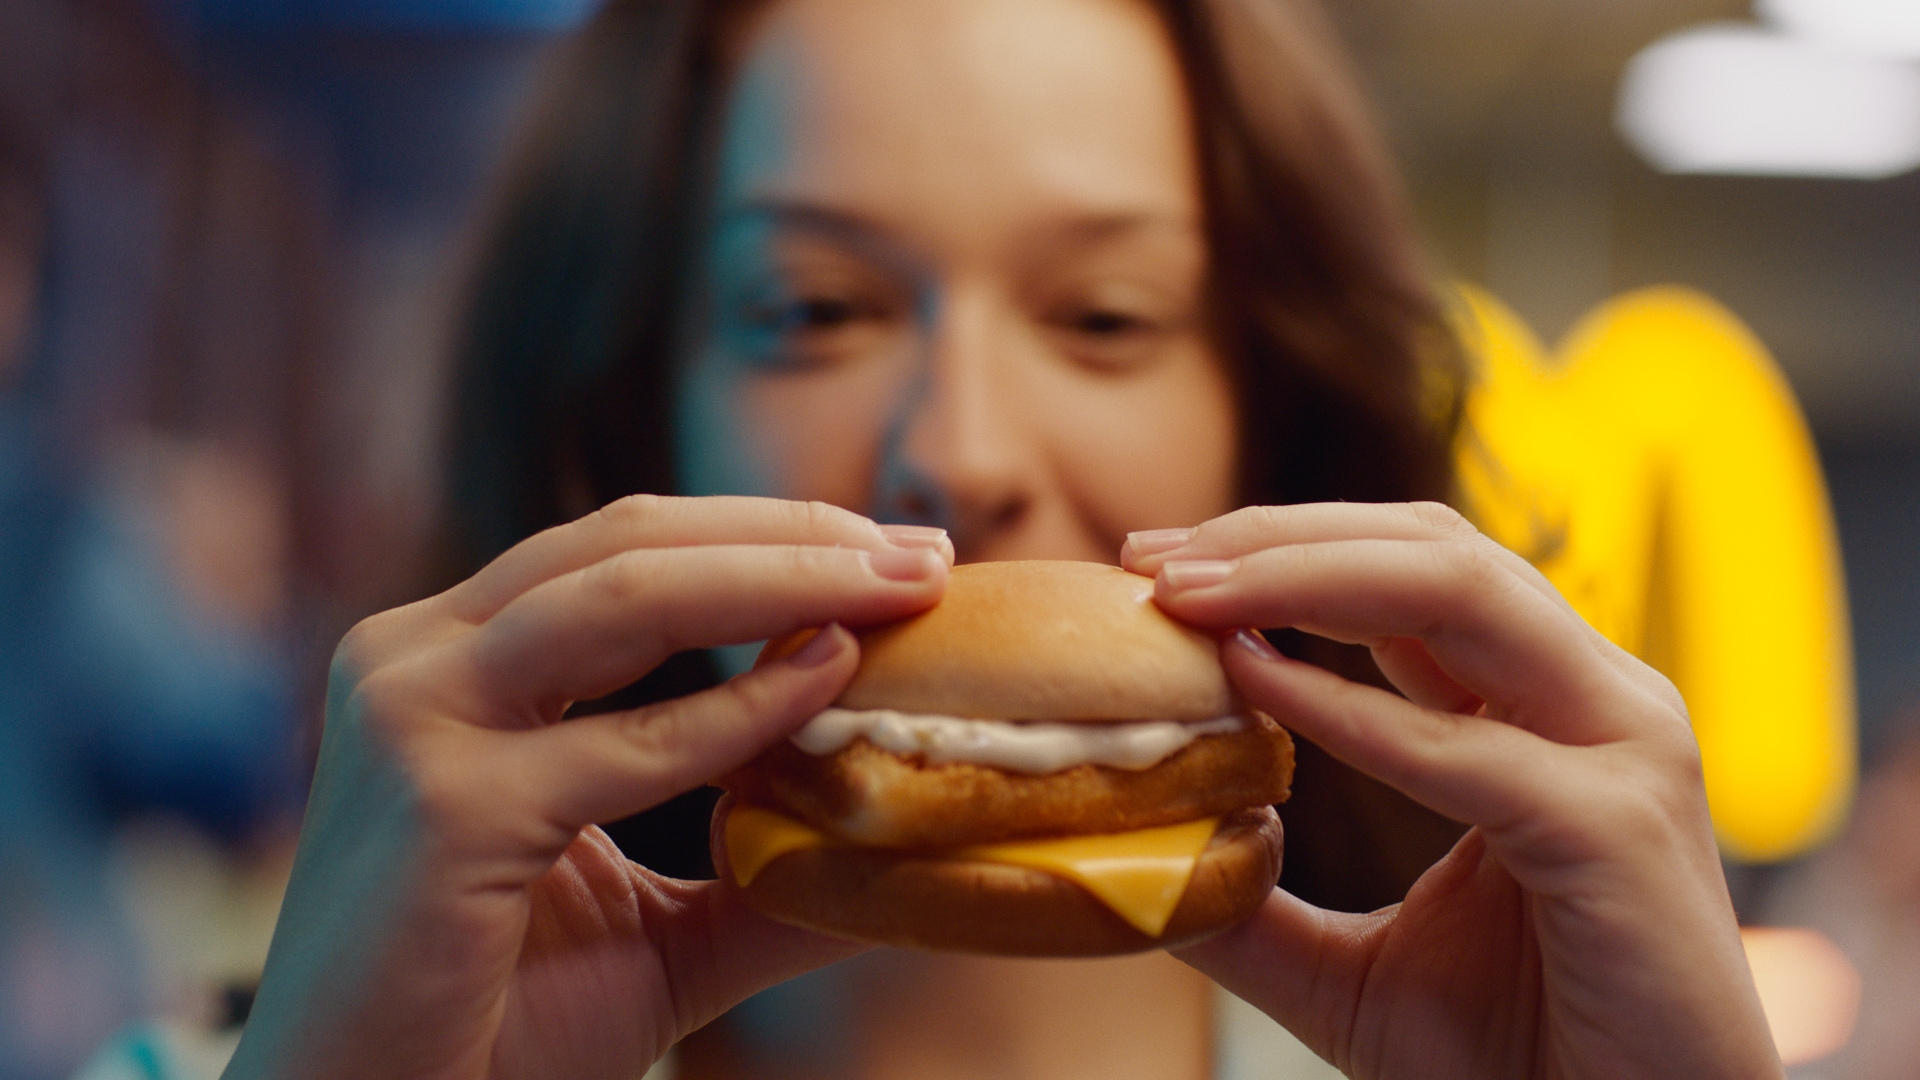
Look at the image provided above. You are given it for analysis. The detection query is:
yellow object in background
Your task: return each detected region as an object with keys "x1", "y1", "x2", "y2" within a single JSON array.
[{"x1": 1454, "y1": 285, "x2": 1855, "y2": 862}]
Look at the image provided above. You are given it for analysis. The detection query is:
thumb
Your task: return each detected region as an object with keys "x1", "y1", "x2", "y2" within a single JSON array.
[
  {"x1": 640, "y1": 801, "x2": 869, "y2": 1033},
  {"x1": 1174, "y1": 888, "x2": 1388, "y2": 1072}
]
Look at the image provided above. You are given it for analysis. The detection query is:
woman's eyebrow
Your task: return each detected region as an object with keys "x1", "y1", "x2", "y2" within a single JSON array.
[
  {"x1": 1011, "y1": 213, "x2": 1204, "y2": 276},
  {"x1": 1038, "y1": 212, "x2": 1199, "y2": 251},
  {"x1": 726, "y1": 199, "x2": 891, "y2": 243},
  {"x1": 720, "y1": 198, "x2": 930, "y2": 279}
]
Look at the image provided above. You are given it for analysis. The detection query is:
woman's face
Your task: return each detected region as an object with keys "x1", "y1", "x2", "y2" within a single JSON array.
[{"x1": 678, "y1": 0, "x2": 1237, "y2": 563}]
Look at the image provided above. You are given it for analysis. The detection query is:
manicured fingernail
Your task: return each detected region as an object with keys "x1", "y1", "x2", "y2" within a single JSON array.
[
  {"x1": 785, "y1": 624, "x2": 848, "y2": 668},
  {"x1": 1161, "y1": 559, "x2": 1236, "y2": 591},
  {"x1": 878, "y1": 524, "x2": 954, "y2": 563},
  {"x1": 1126, "y1": 527, "x2": 1196, "y2": 557},
  {"x1": 1231, "y1": 628, "x2": 1281, "y2": 662},
  {"x1": 867, "y1": 546, "x2": 942, "y2": 581},
  {"x1": 879, "y1": 523, "x2": 948, "y2": 548}
]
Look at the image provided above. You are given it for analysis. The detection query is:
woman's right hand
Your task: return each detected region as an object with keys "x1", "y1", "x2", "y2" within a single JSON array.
[{"x1": 222, "y1": 495, "x2": 951, "y2": 1080}]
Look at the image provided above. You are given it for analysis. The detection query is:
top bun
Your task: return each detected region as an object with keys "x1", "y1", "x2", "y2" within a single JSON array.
[{"x1": 836, "y1": 560, "x2": 1237, "y2": 722}]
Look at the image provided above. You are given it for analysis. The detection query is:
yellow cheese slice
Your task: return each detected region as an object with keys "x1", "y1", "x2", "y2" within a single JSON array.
[
  {"x1": 954, "y1": 818, "x2": 1218, "y2": 937},
  {"x1": 727, "y1": 804, "x2": 831, "y2": 887},
  {"x1": 725, "y1": 805, "x2": 1218, "y2": 938}
]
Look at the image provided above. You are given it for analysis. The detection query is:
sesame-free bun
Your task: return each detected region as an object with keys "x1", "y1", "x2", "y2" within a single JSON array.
[
  {"x1": 731, "y1": 559, "x2": 1288, "y2": 957},
  {"x1": 720, "y1": 803, "x2": 1283, "y2": 956},
  {"x1": 831, "y1": 560, "x2": 1237, "y2": 722}
]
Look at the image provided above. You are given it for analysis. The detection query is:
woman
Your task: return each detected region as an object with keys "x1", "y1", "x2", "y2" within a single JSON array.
[{"x1": 220, "y1": 0, "x2": 1782, "y2": 1077}]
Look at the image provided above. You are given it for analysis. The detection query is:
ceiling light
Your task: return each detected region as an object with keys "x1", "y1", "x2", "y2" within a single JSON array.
[
  {"x1": 1759, "y1": 0, "x2": 1920, "y2": 60},
  {"x1": 1617, "y1": 23, "x2": 1920, "y2": 179}
]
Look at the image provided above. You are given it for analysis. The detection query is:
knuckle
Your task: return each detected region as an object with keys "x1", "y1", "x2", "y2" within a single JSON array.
[
  {"x1": 329, "y1": 609, "x2": 420, "y2": 703},
  {"x1": 782, "y1": 541, "x2": 843, "y2": 579},
  {"x1": 724, "y1": 668, "x2": 787, "y2": 716},
  {"x1": 801, "y1": 499, "x2": 841, "y2": 532},
  {"x1": 1240, "y1": 504, "x2": 1290, "y2": 534},
  {"x1": 1655, "y1": 723, "x2": 1707, "y2": 792},
  {"x1": 1647, "y1": 670, "x2": 1691, "y2": 721},
  {"x1": 617, "y1": 701, "x2": 702, "y2": 764},
  {"x1": 1580, "y1": 735, "x2": 1710, "y2": 856},
  {"x1": 339, "y1": 664, "x2": 415, "y2": 733},
  {"x1": 617, "y1": 708, "x2": 671, "y2": 756},
  {"x1": 1388, "y1": 707, "x2": 1459, "y2": 783},
  {"x1": 332, "y1": 617, "x2": 384, "y2": 680},
  {"x1": 1440, "y1": 537, "x2": 1505, "y2": 594},
  {"x1": 793, "y1": 498, "x2": 868, "y2": 542},
  {"x1": 1190, "y1": 504, "x2": 1288, "y2": 550},
  {"x1": 1608, "y1": 662, "x2": 1696, "y2": 754},
  {"x1": 1408, "y1": 500, "x2": 1477, "y2": 537},
  {"x1": 597, "y1": 492, "x2": 669, "y2": 532},
  {"x1": 1612, "y1": 773, "x2": 1697, "y2": 853},
  {"x1": 340, "y1": 604, "x2": 419, "y2": 655},
  {"x1": 589, "y1": 547, "x2": 659, "y2": 604}
]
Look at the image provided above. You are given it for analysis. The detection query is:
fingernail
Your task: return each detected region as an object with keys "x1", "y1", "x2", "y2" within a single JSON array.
[
  {"x1": 784, "y1": 624, "x2": 848, "y2": 668},
  {"x1": 866, "y1": 546, "x2": 941, "y2": 581},
  {"x1": 1126, "y1": 527, "x2": 1196, "y2": 557},
  {"x1": 1161, "y1": 559, "x2": 1236, "y2": 591},
  {"x1": 1230, "y1": 628, "x2": 1282, "y2": 662},
  {"x1": 879, "y1": 523, "x2": 948, "y2": 548},
  {"x1": 878, "y1": 524, "x2": 955, "y2": 564}
]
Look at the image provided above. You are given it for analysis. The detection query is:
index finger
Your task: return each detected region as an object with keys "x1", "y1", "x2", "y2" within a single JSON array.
[
  {"x1": 1155, "y1": 539, "x2": 1635, "y2": 743},
  {"x1": 448, "y1": 495, "x2": 950, "y2": 622},
  {"x1": 1125, "y1": 503, "x2": 1679, "y2": 714},
  {"x1": 1122, "y1": 502, "x2": 1480, "y2": 573},
  {"x1": 470, "y1": 542, "x2": 948, "y2": 716},
  {"x1": 1126, "y1": 502, "x2": 1571, "y2": 615}
]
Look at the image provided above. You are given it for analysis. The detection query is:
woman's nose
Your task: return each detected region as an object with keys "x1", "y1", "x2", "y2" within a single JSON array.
[{"x1": 871, "y1": 288, "x2": 1035, "y2": 557}]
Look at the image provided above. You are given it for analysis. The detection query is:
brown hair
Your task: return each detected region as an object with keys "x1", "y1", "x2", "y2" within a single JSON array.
[{"x1": 443, "y1": 0, "x2": 1467, "y2": 907}]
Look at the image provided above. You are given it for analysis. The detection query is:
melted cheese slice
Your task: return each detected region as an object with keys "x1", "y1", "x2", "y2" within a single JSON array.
[
  {"x1": 725, "y1": 805, "x2": 1218, "y2": 938},
  {"x1": 727, "y1": 805, "x2": 832, "y2": 887}
]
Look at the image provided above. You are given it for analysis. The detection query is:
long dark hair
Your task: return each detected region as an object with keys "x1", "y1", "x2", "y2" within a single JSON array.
[{"x1": 443, "y1": 0, "x2": 1468, "y2": 909}]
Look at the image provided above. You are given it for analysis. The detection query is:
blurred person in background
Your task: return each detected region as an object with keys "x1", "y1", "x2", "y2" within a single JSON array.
[
  {"x1": 0, "y1": 1, "x2": 315, "y2": 1076},
  {"x1": 219, "y1": 0, "x2": 1780, "y2": 1078}
]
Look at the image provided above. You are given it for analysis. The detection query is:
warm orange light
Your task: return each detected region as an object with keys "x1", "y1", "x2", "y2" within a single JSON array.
[{"x1": 1741, "y1": 926, "x2": 1861, "y2": 1065}]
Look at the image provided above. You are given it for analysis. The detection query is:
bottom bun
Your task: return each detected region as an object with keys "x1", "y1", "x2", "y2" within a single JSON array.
[{"x1": 723, "y1": 805, "x2": 1282, "y2": 957}]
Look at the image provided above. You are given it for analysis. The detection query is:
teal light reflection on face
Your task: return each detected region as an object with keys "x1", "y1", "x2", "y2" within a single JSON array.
[
  {"x1": 674, "y1": 46, "x2": 940, "y2": 525},
  {"x1": 680, "y1": 199, "x2": 943, "y2": 527},
  {"x1": 672, "y1": 43, "x2": 796, "y2": 506}
]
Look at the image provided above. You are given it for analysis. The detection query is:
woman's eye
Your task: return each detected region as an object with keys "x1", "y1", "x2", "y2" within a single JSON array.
[
  {"x1": 1049, "y1": 303, "x2": 1175, "y2": 372},
  {"x1": 746, "y1": 293, "x2": 867, "y2": 331},
  {"x1": 734, "y1": 289, "x2": 894, "y2": 370},
  {"x1": 783, "y1": 296, "x2": 862, "y2": 330},
  {"x1": 1069, "y1": 308, "x2": 1144, "y2": 336}
]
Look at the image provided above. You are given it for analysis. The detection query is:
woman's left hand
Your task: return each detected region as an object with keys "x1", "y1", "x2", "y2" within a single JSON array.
[{"x1": 1123, "y1": 502, "x2": 1782, "y2": 1080}]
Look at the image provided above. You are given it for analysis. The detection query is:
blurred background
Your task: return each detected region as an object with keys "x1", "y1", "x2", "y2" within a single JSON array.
[{"x1": 0, "y1": 0, "x2": 1913, "y2": 1077}]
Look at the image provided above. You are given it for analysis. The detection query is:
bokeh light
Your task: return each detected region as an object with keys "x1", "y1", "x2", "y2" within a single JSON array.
[
  {"x1": 1617, "y1": 24, "x2": 1920, "y2": 179},
  {"x1": 1742, "y1": 926, "x2": 1863, "y2": 1066}
]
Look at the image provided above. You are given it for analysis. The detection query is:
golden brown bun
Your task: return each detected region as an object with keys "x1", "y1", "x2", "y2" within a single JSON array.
[
  {"x1": 776, "y1": 561, "x2": 1238, "y2": 722},
  {"x1": 720, "y1": 804, "x2": 1283, "y2": 956},
  {"x1": 724, "y1": 716, "x2": 1293, "y2": 847}
]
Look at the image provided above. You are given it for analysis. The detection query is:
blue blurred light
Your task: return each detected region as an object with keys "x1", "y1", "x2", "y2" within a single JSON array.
[{"x1": 185, "y1": 0, "x2": 603, "y2": 32}]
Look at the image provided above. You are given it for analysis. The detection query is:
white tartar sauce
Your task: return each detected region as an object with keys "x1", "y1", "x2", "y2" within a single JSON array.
[{"x1": 790, "y1": 708, "x2": 1245, "y2": 774}]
